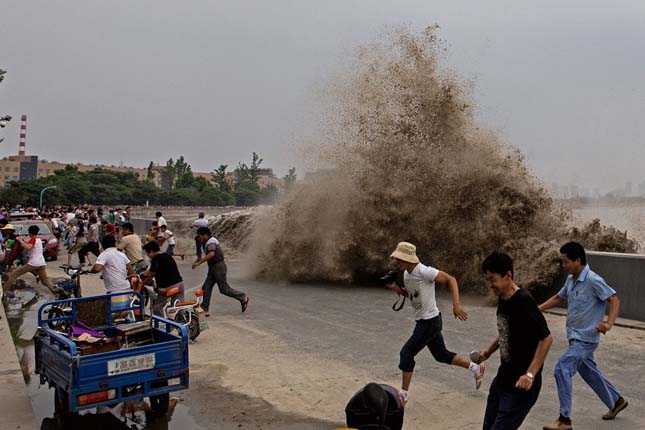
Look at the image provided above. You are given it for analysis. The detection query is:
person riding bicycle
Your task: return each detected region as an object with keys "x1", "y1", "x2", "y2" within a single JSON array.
[{"x1": 142, "y1": 241, "x2": 185, "y2": 316}]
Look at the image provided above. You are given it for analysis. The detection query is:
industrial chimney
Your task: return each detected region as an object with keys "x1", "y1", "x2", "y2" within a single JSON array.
[{"x1": 19, "y1": 114, "x2": 26, "y2": 156}]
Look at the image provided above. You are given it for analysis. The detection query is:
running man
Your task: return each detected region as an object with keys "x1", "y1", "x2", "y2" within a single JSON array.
[
  {"x1": 476, "y1": 252, "x2": 553, "y2": 430},
  {"x1": 192, "y1": 212, "x2": 209, "y2": 261},
  {"x1": 4, "y1": 225, "x2": 57, "y2": 294},
  {"x1": 540, "y1": 242, "x2": 628, "y2": 430},
  {"x1": 192, "y1": 227, "x2": 248, "y2": 316},
  {"x1": 386, "y1": 242, "x2": 485, "y2": 405}
]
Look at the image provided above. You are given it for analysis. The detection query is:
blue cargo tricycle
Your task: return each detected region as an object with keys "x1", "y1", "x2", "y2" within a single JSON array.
[{"x1": 35, "y1": 291, "x2": 189, "y2": 426}]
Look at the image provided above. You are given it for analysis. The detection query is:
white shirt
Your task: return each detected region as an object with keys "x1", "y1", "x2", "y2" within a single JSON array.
[
  {"x1": 192, "y1": 218, "x2": 209, "y2": 229},
  {"x1": 26, "y1": 236, "x2": 46, "y2": 267},
  {"x1": 96, "y1": 247, "x2": 131, "y2": 292},
  {"x1": 403, "y1": 263, "x2": 440, "y2": 320},
  {"x1": 156, "y1": 216, "x2": 167, "y2": 227},
  {"x1": 160, "y1": 230, "x2": 175, "y2": 245}
]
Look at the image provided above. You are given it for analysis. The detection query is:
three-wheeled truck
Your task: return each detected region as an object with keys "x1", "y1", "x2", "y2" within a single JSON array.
[{"x1": 35, "y1": 292, "x2": 190, "y2": 426}]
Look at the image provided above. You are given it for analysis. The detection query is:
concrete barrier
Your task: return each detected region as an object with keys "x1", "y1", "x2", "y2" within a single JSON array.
[
  {"x1": 538, "y1": 251, "x2": 645, "y2": 322},
  {"x1": 584, "y1": 251, "x2": 645, "y2": 321},
  {"x1": 130, "y1": 217, "x2": 154, "y2": 236},
  {"x1": 0, "y1": 298, "x2": 38, "y2": 429}
]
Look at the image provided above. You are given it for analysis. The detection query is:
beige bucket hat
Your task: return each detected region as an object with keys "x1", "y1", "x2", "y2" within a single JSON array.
[{"x1": 390, "y1": 242, "x2": 419, "y2": 264}]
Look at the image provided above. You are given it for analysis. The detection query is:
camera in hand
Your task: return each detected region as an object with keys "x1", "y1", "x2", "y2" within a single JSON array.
[{"x1": 380, "y1": 270, "x2": 398, "y2": 285}]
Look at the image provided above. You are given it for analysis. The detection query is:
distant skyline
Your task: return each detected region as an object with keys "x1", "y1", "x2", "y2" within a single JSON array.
[{"x1": 1, "y1": 1, "x2": 644, "y2": 185}]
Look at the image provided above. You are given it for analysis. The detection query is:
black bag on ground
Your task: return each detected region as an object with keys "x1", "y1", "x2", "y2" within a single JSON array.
[{"x1": 345, "y1": 383, "x2": 404, "y2": 430}]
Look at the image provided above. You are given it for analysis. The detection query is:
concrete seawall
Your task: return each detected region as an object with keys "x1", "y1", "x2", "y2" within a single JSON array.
[
  {"x1": 584, "y1": 251, "x2": 645, "y2": 321},
  {"x1": 0, "y1": 299, "x2": 38, "y2": 429},
  {"x1": 131, "y1": 217, "x2": 154, "y2": 236},
  {"x1": 536, "y1": 251, "x2": 645, "y2": 321}
]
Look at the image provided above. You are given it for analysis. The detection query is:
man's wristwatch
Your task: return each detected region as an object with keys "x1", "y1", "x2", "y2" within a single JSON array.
[{"x1": 525, "y1": 372, "x2": 535, "y2": 381}]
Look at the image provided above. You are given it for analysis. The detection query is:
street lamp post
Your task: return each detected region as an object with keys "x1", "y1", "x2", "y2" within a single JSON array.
[{"x1": 39, "y1": 186, "x2": 57, "y2": 209}]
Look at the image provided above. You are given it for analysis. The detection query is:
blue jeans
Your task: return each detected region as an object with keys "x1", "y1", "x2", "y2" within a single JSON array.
[
  {"x1": 554, "y1": 339, "x2": 620, "y2": 418},
  {"x1": 483, "y1": 376, "x2": 541, "y2": 430},
  {"x1": 399, "y1": 314, "x2": 456, "y2": 372}
]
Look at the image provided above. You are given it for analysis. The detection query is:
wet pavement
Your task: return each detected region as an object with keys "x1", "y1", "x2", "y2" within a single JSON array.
[{"x1": 3, "y1": 258, "x2": 644, "y2": 429}]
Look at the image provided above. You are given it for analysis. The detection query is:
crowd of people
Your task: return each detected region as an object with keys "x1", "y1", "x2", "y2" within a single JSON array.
[
  {"x1": 0, "y1": 206, "x2": 249, "y2": 317},
  {"x1": 0, "y1": 205, "x2": 627, "y2": 429}
]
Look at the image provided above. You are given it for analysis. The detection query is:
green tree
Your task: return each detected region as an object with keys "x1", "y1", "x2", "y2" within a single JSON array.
[
  {"x1": 233, "y1": 153, "x2": 264, "y2": 205},
  {"x1": 0, "y1": 69, "x2": 12, "y2": 129},
  {"x1": 160, "y1": 158, "x2": 176, "y2": 191},
  {"x1": 211, "y1": 164, "x2": 232, "y2": 193},
  {"x1": 147, "y1": 161, "x2": 155, "y2": 180},
  {"x1": 283, "y1": 167, "x2": 297, "y2": 190},
  {"x1": 174, "y1": 156, "x2": 195, "y2": 188}
]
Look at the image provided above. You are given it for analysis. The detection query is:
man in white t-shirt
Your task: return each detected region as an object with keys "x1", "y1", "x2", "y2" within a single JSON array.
[
  {"x1": 192, "y1": 212, "x2": 209, "y2": 261},
  {"x1": 4, "y1": 225, "x2": 56, "y2": 294},
  {"x1": 155, "y1": 211, "x2": 167, "y2": 228},
  {"x1": 91, "y1": 235, "x2": 134, "y2": 293},
  {"x1": 157, "y1": 224, "x2": 175, "y2": 253},
  {"x1": 386, "y1": 242, "x2": 485, "y2": 405}
]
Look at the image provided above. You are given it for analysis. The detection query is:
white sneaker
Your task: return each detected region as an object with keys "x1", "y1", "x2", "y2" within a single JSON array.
[{"x1": 474, "y1": 362, "x2": 486, "y2": 390}]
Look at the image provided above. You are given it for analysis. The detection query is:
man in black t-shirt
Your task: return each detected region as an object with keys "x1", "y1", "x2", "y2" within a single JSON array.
[
  {"x1": 143, "y1": 241, "x2": 184, "y2": 316},
  {"x1": 474, "y1": 252, "x2": 553, "y2": 430}
]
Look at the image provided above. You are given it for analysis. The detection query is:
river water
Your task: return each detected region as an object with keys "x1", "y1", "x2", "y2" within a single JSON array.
[{"x1": 571, "y1": 202, "x2": 645, "y2": 249}]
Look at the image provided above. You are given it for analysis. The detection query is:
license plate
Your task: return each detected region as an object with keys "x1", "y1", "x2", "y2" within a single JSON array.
[{"x1": 107, "y1": 353, "x2": 155, "y2": 376}]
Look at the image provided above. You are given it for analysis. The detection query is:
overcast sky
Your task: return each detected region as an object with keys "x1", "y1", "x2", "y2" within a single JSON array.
[{"x1": 1, "y1": 1, "x2": 644, "y2": 191}]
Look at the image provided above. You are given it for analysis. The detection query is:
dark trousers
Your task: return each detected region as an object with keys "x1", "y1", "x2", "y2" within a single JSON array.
[
  {"x1": 483, "y1": 376, "x2": 541, "y2": 430},
  {"x1": 78, "y1": 241, "x2": 100, "y2": 264},
  {"x1": 201, "y1": 261, "x2": 245, "y2": 311},
  {"x1": 399, "y1": 314, "x2": 456, "y2": 372},
  {"x1": 153, "y1": 281, "x2": 184, "y2": 316},
  {"x1": 195, "y1": 236, "x2": 202, "y2": 260}
]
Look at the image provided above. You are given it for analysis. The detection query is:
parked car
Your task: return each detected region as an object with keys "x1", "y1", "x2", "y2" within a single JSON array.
[
  {"x1": 7, "y1": 211, "x2": 40, "y2": 221},
  {"x1": 12, "y1": 220, "x2": 60, "y2": 261}
]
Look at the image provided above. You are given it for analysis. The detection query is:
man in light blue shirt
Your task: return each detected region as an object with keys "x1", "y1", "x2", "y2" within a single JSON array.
[{"x1": 540, "y1": 242, "x2": 627, "y2": 430}]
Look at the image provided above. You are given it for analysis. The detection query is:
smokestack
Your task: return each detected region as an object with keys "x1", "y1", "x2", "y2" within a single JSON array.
[{"x1": 19, "y1": 114, "x2": 26, "y2": 156}]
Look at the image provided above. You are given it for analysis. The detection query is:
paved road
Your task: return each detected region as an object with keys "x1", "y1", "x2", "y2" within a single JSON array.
[{"x1": 23, "y1": 258, "x2": 645, "y2": 429}]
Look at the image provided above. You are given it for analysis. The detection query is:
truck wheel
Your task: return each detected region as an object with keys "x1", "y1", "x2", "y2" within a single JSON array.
[
  {"x1": 54, "y1": 388, "x2": 78, "y2": 427},
  {"x1": 149, "y1": 380, "x2": 169, "y2": 418}
]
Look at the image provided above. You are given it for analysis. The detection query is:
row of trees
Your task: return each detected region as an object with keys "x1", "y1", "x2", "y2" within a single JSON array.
[{"x1": 0, "y1": 153, "x2": 297, "y2": 207}]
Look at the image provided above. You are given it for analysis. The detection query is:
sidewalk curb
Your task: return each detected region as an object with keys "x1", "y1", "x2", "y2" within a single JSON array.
[
  {"x1": 0, "y1": 295, "x2": 39, "y2": 429},
  {"x1": 545, "y1": 309, "x2": 645, "y2": 331}
]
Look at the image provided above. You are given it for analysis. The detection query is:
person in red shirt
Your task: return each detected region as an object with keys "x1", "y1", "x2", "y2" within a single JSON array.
[
  {"x1": 4, "y1": 225, "x2": 56, "y2": 294},
  {"x1": 105, "y1": 222, "x2": 117, "y2": 237}
]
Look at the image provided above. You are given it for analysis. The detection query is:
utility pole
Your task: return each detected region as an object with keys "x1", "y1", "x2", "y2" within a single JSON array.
[{"x1": 40, "y1": 186, "x2": 57, "y2": 209}]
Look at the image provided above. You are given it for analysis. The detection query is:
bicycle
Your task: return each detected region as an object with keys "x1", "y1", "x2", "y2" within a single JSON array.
[
  {"x1": 161, "y1": 287, "x2": 205, "y2": 341},
  {"x1": 43, "y1": 266, "x2": 90, "y2": 333}
]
